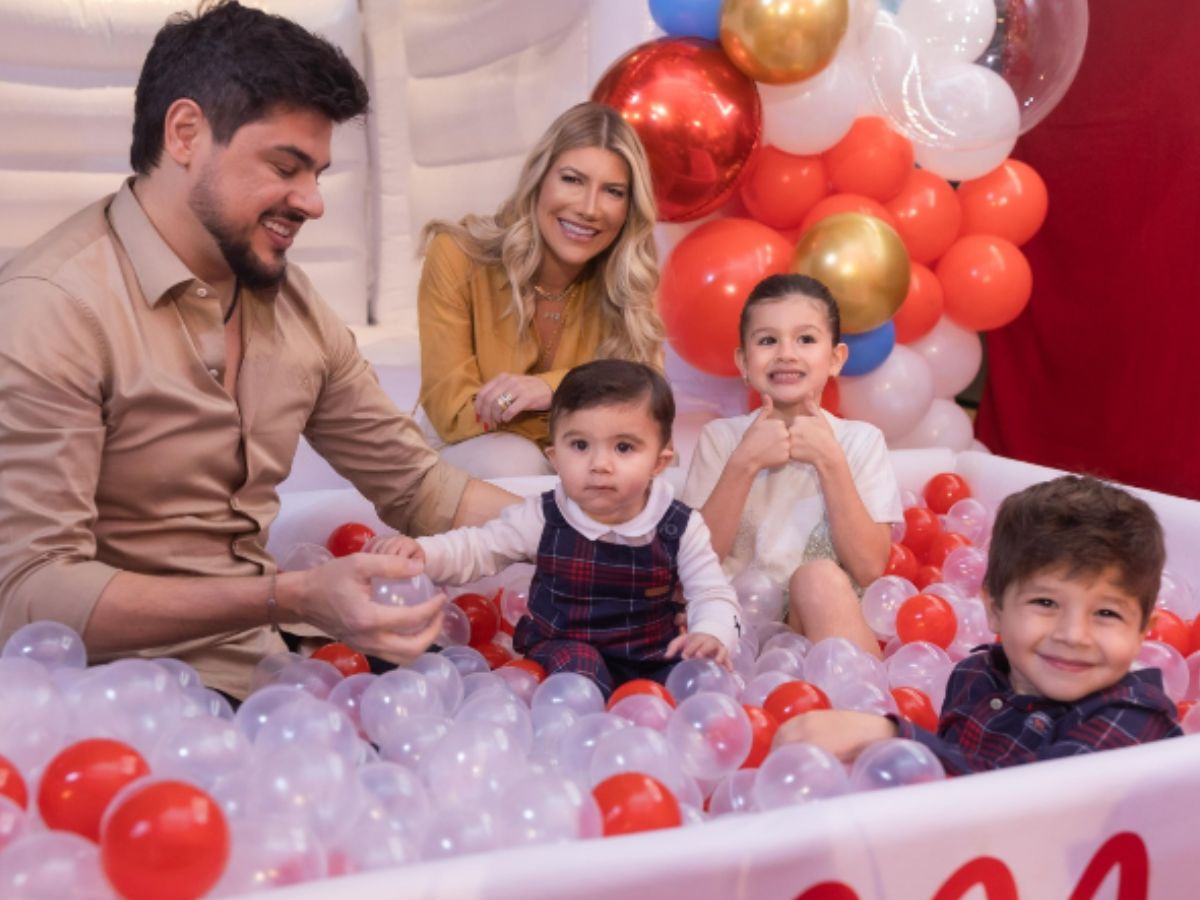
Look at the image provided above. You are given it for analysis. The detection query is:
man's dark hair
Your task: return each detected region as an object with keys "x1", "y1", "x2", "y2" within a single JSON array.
[
  {"x1": 739, "y1": 273, "x2": 842, "y2": 346},
  {"x1": 984, "y1": 475, "x2": 1165, "y2": 627},
  {"x1": 550, "y1": 360, "x2": 675, "y2": 447},
  {"x1": 130, "y1": 0, "x2": 369, "y2": 174}
]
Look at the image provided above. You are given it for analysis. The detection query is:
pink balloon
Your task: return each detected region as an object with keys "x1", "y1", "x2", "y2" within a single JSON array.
[
  {"x1": 909, "y1": 315, "x2": 983, "y2": 398},
  {"x1": 890, "y1": 398, "x2": 975, "y2": 451},
  {"x1": 838, "y1": 344, "x2": 934, "y2": 438}
]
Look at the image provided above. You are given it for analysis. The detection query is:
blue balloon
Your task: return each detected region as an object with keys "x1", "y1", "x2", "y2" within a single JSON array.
[
  {"x1": 649, "y1": 0, "x2": 723, "y2": 41},
  {"x1": 841, "y1": 320, "x2": 896, "y2": 377}
]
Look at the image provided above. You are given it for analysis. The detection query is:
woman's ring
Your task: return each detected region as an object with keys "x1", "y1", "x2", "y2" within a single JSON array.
[{"x1": 496, "y1": 391, "x2": 515, "y2": 412}]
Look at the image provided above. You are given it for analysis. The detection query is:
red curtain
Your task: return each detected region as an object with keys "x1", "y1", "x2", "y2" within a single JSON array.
[{"x1": 975, "y1": 1, "x2": 1200, "y2": 500}]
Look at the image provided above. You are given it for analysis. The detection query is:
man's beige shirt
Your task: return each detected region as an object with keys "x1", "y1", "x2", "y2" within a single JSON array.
[{"x1": 0, "y1": 181, "x2": 469, "y2": 697}]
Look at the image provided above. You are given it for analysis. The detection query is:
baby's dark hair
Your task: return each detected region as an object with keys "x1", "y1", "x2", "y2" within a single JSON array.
[
  {"x1": 738, "y1": 273, "x2": 841, "y2": 345},
  {"x1": 549, "y1": 360, "x2": 674, "y2": 447},
  {"x1": 984, "y1": 475, "x2": 1165, "y2": 627}
]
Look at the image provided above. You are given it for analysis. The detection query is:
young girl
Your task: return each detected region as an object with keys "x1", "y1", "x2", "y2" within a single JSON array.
[
  {"x1": 370, "y1": 360, "x2": 740, "y2": 698},
  {"x1": 681, "y1": 273, "x2": 902, "y2": 656}
]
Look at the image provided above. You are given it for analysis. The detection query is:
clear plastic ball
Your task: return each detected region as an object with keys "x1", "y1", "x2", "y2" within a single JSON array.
[
  {"x1": 531, "y1": 672, "x2": 606, "y2": 719},
  {"x1": 371, "y1": 573, "x2": 437, "y2": 607},
  {"x1": 375, "y1": 714, "x2": 452, "y2": 772},
  {"x1": 0, "y1": 830, "x2": 112, "y2": 899},
  {"x1": 494, "y1": 771, "x2": 603, "y2": 846},
  {"x1": 2, "y1": 620, "x2": 87, "y2": 671},
  {"x1": 752, "y1": 743, "x2": 849, "y2": 810},
  {"x1": 439, "y1": 645, "x2": 491, "y2": 679},
  {"x1": 360, "y1": 670, "x2": 445, "y2": 745},
  {"x1": 149, "y1": 716, "x2": 250, "y2": 791},
  {"x1": 419, "y1": 721, "x2": 528, "y2": 807},
  {"x1": 665, "y1": 658, "x2": 739, "y2": 703},
  {"x1": 665, "y1": 691, "x2": 753, "y2": 781},
  {"x1": 1133, "y1": 641, "x2": 1190, "y2": 702},
  {"x1": 609, "y1": 693, "x2": 675, "y2": 732},
  {"x1": 409, "y1": 653, "x2": 465, "y2": 714},
  {"x1": 707, "y1": 768, "x2": 758, "y2": 817},
  {"x1": 849, "y1": 738, "x2": 946, "y2": 790},
  {"x1": 861, "y1": 576, "x2": 919, "y2": 638}
]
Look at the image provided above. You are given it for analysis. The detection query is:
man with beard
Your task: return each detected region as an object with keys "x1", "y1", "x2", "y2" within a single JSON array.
[{"x1": 0, "y1": 1, "x2": 516, "y2": 699}]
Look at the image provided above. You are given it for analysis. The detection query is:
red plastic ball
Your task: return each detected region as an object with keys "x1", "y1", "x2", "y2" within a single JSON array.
[
  {"x1": 477, "y1": 641, "x2": 515, "y2": 670},
  {"x1": 325, "y1": 522, "x2": 375, "y2": 557},
  {"x1": 592, "y1": 772, "x2": 682, "y2": 836},
  {"x1": 890, "y1": 687, "x2": 939, "y2": 732},
  {"x1": 1178, "y1": 701, "x2": 1194, "y2": 721},
  {"x1": 901, "y1": 506, "x2": 941, "y2": 560},
  {"x1": 100, "y1": 780, "x2": 230, "y2": 900},
  {"x1": 1147, "y1": 609, "x2": 1191, "y2": 657},
  {"x1": 763, "y1": 681, "x2": 831, "y2": 724},
  {"x1": 608, "y1": 678, "x2": 676, "y2": 710},
  {"x1": 739, "y1": 705, "x2": 780, "y2": 769},
  {"x1": 38, "y1": 739, "x2": 150, "y2": 842},
  {"x1": 911, "y1": 565, "x2": 945, "y2": 591},
  {"x1": 311, "y1": 642, "x2": 370, "y2": 677},
  {"x1": 502, "y1": 658, "x2": 548, "y2": 683},
  {"x1": 925, "y1": 532, "x2": 972, "y2": 568},
  {"x1": 0, "y1": 754, "x2": 27, "y2": 810},
  {"x1": 923, "y1": 472, "x2": 972, "y2": 515},
  {"x1": 896, "y1": 593, "x2": 957, "y2": 649},
  {"x1": 884, "y1": 543, "x2": 919, "y2": 582},
  {"x1": 453, "y1": 592, "x2": 500, "y2": 648}
]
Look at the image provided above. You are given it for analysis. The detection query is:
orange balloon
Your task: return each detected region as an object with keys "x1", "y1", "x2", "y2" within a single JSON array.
[
  {"x1": 957, "y1": 158, "x2": 1049, "y2": 246},
  {"x1": 660, "y1": 218, "x2": 793, "y2": 376},
  {"x1": 799, "y1": 193, "x2": 897, "y2": 236},
  {"x1": 739, "y1": 145, "x2": 830, "y2": 230},
  {"x1": 884, "y1": 169, "x2": 963, "y2": 265},
  {"x1": 936, "y1": 235, "x2": 1033, "y2": 332},
  {"x1": 823, "y1": 116, "x2": 914, "y2": 202},
  {"x1": 892, "y1": 263, "x2": 944, "y2": 344}
]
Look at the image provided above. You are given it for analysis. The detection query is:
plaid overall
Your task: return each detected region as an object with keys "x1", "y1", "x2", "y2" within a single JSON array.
[{"x1": 512, "y1": 490, "x2": 689, "y2": 698}]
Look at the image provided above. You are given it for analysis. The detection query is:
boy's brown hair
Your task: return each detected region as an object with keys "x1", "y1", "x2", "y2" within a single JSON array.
[{"x1": 983, "y1": 475, "x2": 1165, "y2": 627}]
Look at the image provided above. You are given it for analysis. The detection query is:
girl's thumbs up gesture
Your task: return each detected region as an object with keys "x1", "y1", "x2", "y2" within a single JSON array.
[
  {"x1": 730, "y1": 394, "x2": 791, "y2": 474},
  {"x1": 788, "y1": 392, "x2": 837, "y2": 466}
]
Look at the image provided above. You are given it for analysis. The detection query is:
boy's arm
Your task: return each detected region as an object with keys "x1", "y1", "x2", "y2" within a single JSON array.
[
  {"x1": 414, "y1": 495, "x2": 542, "y2": 584},
  {"x1": 675, "y1": 514, "x2": 742, "y2": 649}
]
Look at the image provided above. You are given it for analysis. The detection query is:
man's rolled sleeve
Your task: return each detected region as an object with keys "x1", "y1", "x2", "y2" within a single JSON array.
[{"x1": 0, "y1": 277, "x2": 118, "y2": 642}]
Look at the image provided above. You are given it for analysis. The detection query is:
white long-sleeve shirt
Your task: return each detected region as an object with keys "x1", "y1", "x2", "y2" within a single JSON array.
[{"x1": 417, "y1": 479, "x2": 742, "y2": 650}]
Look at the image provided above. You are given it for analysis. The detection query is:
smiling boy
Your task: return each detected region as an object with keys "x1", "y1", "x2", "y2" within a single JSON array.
[{"x1": 776, "y1": 475, "x2": 1182, "y2": 774}]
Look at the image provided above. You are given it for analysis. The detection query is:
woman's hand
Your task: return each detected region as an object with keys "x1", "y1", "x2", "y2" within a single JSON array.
[{"x1": 475, "y1": 374, "x2": 554, "y2": 429}]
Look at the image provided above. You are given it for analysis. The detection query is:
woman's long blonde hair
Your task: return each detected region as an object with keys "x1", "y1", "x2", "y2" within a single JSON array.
[{"x1": 421, "y1": 102, "x2": 664, "y2": 367}]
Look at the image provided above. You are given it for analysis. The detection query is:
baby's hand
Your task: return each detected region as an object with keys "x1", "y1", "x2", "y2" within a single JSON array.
[
  {"x1": 665, "y1": 632, "x2": 731, "y2": 670},
  {"x1": 731, "y1": 395, "x2": 790, "y2": 473},
  {"x1": 772, "y1": 709, "x2": 898, "y2": 762},
  {"x1": 364, "y1": 533, "x2": 425, "y2": 564}
]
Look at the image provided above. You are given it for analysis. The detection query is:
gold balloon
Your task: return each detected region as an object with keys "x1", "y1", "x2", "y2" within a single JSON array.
[
  {"x1": 791, "y1": 213, "x2": 911, "y2": 334},
  {"x1": 720, "y1": 0, "x2": 849, "y2": 85}
]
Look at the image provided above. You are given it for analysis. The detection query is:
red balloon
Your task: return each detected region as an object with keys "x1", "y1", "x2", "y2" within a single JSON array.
[
  {"x1": 884, "y1": 542, "x2": 919, "y2": 582},
  {"x1": 890, "y1": 687, "x2": 939, "y2": 732},
  {"x1": 957, "y1": 159, "x2": 1048, "y2": 246},
  {"x1": 823, "y1": 116, "x2": 914, "y2": 202},
  {"x1": 936, "y1": 235, "x2": 1033, "y2": 332},
  {"x1": 38, "y1": 739, "x2": 150, "y2": 842},
  {"x1": 502, "y1": 657, "x2": 547, "y2": 683},
  {"x1": 763, "y1": 681, "x2": 831, "y2": 724},
  {"x1": 893, "y1": 263, "x2": 945, "y2": 345},
  {"x1": 739, "y1": 145, "x2": 830, "y2": 230},
  {"x1": 912, "y1": 565, "x2": 945, "y2": 591},
  {"x1": 884, "y1": 168, "x2": 962, "y2": 264},
  {"x1": 659, "y1": 218, "x2": 793, "y2": 376},
  {"x1": 453, "y1": 592, "x2": 500, "y2": 648},
  {"x1": 896, "y1": 594, "x2": 957, "y2": 648},
  {"x1": 901, "y1": 506, "x2": 941, "y2": 560},
  {"x1": 1147, "y1": 610, "x2": 1190, "y2": 658},
  {"x1": 925, "y1": 532, "x2": 972, "y2": 569},
  {"x1": 311, "y1": 642, "x2": 370, "y2": 677},
  {"x1": 740, "y1": 705, "x2": 779, "y2": 769},
  {"x1": 100, "y1": 780, "x2": 230, "y2": 900},
  {"x1": 799, "y1": 192, "x2": 898, "y2": 235},
  {"x1": 608, "y1": 678, "x2": 676, "y2": 710},
  {"x1": 0, "y1": 754, "x2": 27, "y2": 810},
  {"x1": 592, "y1": 773, "x2": 682, "y2": 836},
  {"x1": 593, "y1": 37, "x2": 762, "y2": 222},
  {"x1": 325, "y1": 522, "x2": 375, "y2": 557},
  {"x1": 1178, "y1": 701, "x2": 1194, "y2": 721},
  {"x1": 1190, "y1": 616, "x2": 1200, "y2": 657},
  {"x1": 923, "y1": 472, "x2": 972, "y2": 514},
  {"x1": 477, "y1": 641, "x2": 515, "y2": 670}
]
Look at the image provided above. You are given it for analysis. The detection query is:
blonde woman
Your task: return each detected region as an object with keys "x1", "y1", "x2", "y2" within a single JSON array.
[{"x1": 416, "y1": 102, "x2": 665, "y2": 478}]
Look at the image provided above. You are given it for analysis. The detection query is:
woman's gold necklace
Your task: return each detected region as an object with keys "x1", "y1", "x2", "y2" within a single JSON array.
[
  {"x1": 533, "y1": 282, "x2": 576, "y2": 368},
  {"x1": 533, "y1": 282, "x2": 576, "y2": 321}
]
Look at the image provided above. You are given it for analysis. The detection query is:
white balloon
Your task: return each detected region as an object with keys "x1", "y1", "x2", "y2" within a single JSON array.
[
  {"x1": 896, "y1": 0, "x2": 996, "y2": 63},
  {"x1": 889, "y1": 398, "x2": 975, "y2": 451},
  {"x1": 909, "y1": 316, "x2": 983, "y2": 398},
  {"x1": 760, "y1": 56, "x2": 866, "y2": 155},
  {"x1": 839, "y1": 345, "x2": 934, "y2": 438}
]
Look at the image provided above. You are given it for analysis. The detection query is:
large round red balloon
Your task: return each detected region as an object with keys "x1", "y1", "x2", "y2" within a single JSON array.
[
  {"x1": 593, "y1": 37, "x2": 761, "y2": 222},
  {"x1": 739, "y1": 145, "x2": 830, "y2": 230},
  {"x1": 901, "y1": 506, "x2": 941, "y2": 561},
  {"x1": 311, "y1": 642, "x2": 370, "y2": 677},
  {"x1": 884, "y1": 168, "x2": 962, "y2": 265},
  {"x1": 325, "y1": 522, "x2": 375, "y2": 557},
  {"x1": 923, "y1": 472, "x2": 972, "y2": 514},
  {"x1": 659, "y1": 218, "x2": 793, "y2": 376},
  {"x1": 101, "y1": 780, "x2": 230, "y2": 900},
  {"x1": 896, "y1": 594, "x2": 957, "y2": 648},
  {"x1": 592, "y1": 773, "x2": 682, "y2": 835},
  {"x1": 38, "y1": 739, "x2": 150, "y2": 842},
  {"x1": 740, "y1": 705, "x2": 780, "y2": 769},
  {"x1": 454, "y1": 592, "x2": 500, "y2": 648},
  {"x1": 763, "y1": 681, "x2": 831, "y2": 724},
  {"x1": 823, "y1": 116, "x2": 914, "y2": 203},
  {"x1": 891, "y1": 687, "x2": 939, "y2": 732},
  {"x1": 799, "y1": 192, "x2": 898, "y2": 235},
  {"x1": 936, "y1": 235, "x2": 1033, "y2": 332},
  {"x1": 0, "y1": 754, "x2": 26, "y2": 810},
  {"x1": 608, "y1": 678, "x2": 676, "y2": 710},
  {"x1": 892, "y1": 263, "x2": 944, "y2": 345},
  {"x1": 957, "y1": 158, "x2": 1048, "y2": 246}
]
